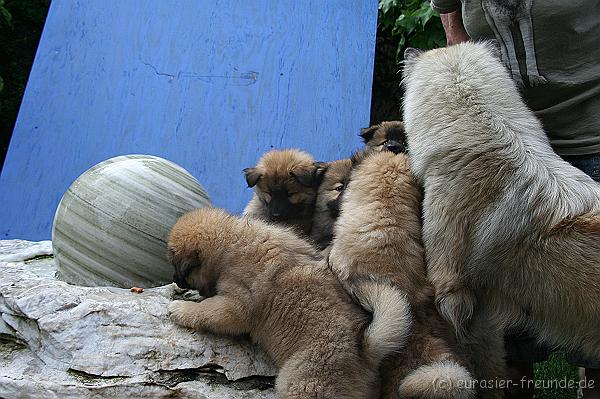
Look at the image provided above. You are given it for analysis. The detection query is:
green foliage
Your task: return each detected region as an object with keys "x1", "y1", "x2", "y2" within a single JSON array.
[
  {"x1": 534, "y1": 353, "x2": 579, "y2": 399},
  {"x1": 0, "y1": 0, "x2": 12, "y2": 29},
  {"x1": 370, "y1": 0, "x2": 445, "y2": 123},
  {"x1": 378, "y1": 0, "x2": 446, "y2": 61},
  {"x1": 0, "y1": 0, "x2": 11, "y2": 94}
]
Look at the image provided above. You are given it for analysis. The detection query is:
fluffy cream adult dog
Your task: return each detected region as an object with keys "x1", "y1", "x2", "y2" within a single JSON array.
[
  {"x1": 328, "y1": 151, "x2": 474, "y2": 399},
  {"x1": 243, "y1": 149, "x2": 324, "y2": 237},
  {"x1": 167, "y1": 207, "x2": 412, "y2": 399},
  {"x1": 309, "y1": 158, "x2": 353, "y2": 249},
  {"x1": 403, "y1": 41, "x2": 600, "y2": 395}
]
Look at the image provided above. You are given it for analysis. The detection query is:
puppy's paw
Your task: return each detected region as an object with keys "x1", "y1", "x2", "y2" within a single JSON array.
[{"x1": 168, "y1": 300, "x2": 197, "y2": 329}]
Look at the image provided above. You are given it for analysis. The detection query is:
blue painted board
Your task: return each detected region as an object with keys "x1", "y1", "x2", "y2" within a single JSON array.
[{"x1": 0, "y1": 0, "x2": 378, "y2": 240}]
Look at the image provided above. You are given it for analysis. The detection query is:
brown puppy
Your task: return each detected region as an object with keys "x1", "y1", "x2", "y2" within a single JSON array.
[
  {"x1": 310, "y1": 136, "x2": 405, "y2": 250},
  {"x1": 243, "y1": 149, "x2": 324, "y2": 236},
  {"x1": 309, "y1": 150, "x2": 389, "y2": 252},
  {"x1": 309, "y1": 158, "x2": 353, "y2": 249},
  {"x1": 167, "y1": 208, "x2": 412, "y2": 399},
  {"x1": 328, "y1": 151, "x2": 475, "y2": 399},
  {"x1": 360, "y1": 121, "x2": 407, "y2": 154}
]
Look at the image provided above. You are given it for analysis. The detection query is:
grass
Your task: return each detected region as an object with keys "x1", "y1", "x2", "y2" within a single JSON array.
[{"x1": 534, "y1": 353, "x2": 580, "y2": 399}]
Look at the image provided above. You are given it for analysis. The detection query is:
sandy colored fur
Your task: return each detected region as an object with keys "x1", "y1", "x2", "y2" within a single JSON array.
[
  {"x1": 310, "y1": 158, "x2": 353, "y2": 249},
  {"x1": 399, "y1": 360, "x2": 475, "y2": 399},
  {"x1": 310, "y1": 122, "x2": 407, "y2": 250},
  {"x1": 243, "y1": 149, "x2": 320, "y2": 236},
  {"x1": 167, "y1": 208, "x2": 411, "y2": 399},
  {"x1": 328, "y1": 151, "x2": 475, "y2": 399},
  {"x1": 402, "y1": 41, "x2": 600, "y2": 398}
]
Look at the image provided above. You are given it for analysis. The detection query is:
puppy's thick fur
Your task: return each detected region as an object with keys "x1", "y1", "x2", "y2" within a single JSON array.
[
  {"x1": 328, "y1": 151, "x2": 475, "y2": 399},
  {"x1": 309, "y1": 158, "x2": 353, "y2": 249},
  {"x1": 167, "y1": 208, "x2": 412, "y2": 399},
  {"x1": 360, "y1": 121, "x2": 407, "y2": 154},
  {"x1": 403, "y1": 41, "x2": 600, "y2": 395},
  {"x1": 243, "y1": 149, "x2": 323, "y2": 236}
]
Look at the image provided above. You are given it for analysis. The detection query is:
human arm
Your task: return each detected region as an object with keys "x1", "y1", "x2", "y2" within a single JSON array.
[{"x1": 440, "y1": 10, "x2": 471, "y2": 45}]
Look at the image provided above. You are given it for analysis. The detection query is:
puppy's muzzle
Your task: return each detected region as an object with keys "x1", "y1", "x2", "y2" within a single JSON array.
[
  {"x1": 173, "y1": 273, "x2": 191, "y2": 289},
  {"x1": 171, "y1": 253, "x2": 201, "y2": 290},
  {"x1": 327, "y1": 200, "x2": 340, "y2": 218},
  {"x1": 384, "y1": 140, "x2": 405, "y2": 154}
]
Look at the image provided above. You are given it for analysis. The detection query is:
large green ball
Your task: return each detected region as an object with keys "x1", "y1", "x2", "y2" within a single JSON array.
[{"x1": 52, "y1": 155, "x2": 211, "y2": 288}]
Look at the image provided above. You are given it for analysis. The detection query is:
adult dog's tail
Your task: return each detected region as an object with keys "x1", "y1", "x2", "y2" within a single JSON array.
[{"x1": 350, "y1": 277, "x2": 412, "y2": 366}]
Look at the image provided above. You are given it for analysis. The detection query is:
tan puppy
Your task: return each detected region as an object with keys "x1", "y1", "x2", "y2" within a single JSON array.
[
  {"x1": 243, "y1": 149, "x2": 324, "y2": 236},
  {"x1": 328, "y1": 151, "x2": 475, "y2": 399},
  {"x1": 310, "y1": 123, "x2": 407, "y2": 251},
  {"x1": 167, "y1": 208, "x2": 412, "y2": 399},
  {"x1": 360, "y1": 121, "x2": 407, "y2": 154},
  {"x1": 309, "y1": 159, "x2": 353, "y2": 249},
  {"x1": 402, "y1": 42, "x2": 600, "y2": 397}
]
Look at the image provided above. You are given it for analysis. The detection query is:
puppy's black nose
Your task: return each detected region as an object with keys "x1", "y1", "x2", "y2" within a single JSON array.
[
  {"x1": 269, "y1": 206, "x2": 286, "y2": 220},
  {"x1": 385, "y1": 140, "x2": 404, "y2": 154},
  {"x1": 269, "y1": 212, "x2": 284, "y2": 222}
]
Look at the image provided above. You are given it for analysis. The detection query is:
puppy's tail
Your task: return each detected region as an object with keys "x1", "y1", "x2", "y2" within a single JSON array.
[
  {"x1": 399, "y1": 360, "x2": 476, "y2": 399},
  {"x1": 351, "y1": 277, "x2": 412, "y2": 366}
]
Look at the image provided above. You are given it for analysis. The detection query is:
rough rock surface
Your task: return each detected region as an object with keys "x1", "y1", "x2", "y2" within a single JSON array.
[{"x1": 0, "y1": 240, "x2": 276, "y2": 398}]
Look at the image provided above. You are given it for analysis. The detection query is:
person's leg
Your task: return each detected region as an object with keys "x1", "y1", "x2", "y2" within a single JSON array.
[
  {"x1": 582, "y1": 368, "x2": 600, "y2": 399},
  {"x1": 505, "y1": 331, "x2": 552, "y2": 398},
  {"x1": 565, "y1": 351, "x2": 600, "y2": 399},
  {"x1": 562, "y1": 152, "x2": 600, "y2": 183},
  {"x1": 505, "y1": 360, "x2": 535, "y2": 398}
]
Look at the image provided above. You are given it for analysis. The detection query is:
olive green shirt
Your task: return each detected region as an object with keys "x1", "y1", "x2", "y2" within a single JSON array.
[{"x1": 431, "y1": 0, "x2": 600, "y2": 156}]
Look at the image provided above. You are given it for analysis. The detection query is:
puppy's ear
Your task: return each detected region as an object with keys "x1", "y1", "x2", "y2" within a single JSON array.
[
  {"x1": 243, "y1": 167, "x2": 262, "y2": 188},
  {"x1": 383, "y1": 120, "x2": 405, "y2": 134},
  {"x1": 290, "y1": 164, "x2": 320, "y2": 188},
  {"x1": 350, "y1": 149, "x2": 369, "y2": 167},
  {"x1": 403, "y1": 47, "x2": 424, "y2": 61},
  {"x1": 359, "y1": 126, "x2": 379, "y2": 144},
  {"x1": 313, "y1": 162, "x2": 329, "y2": 185}
]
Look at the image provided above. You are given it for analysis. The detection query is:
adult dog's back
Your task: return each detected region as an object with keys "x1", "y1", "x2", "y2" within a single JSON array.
[{"x1": 402, "y1": 42, "x2": 600, "y2": 389}]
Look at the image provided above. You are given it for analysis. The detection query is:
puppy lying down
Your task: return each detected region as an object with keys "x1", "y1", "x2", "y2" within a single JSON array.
[{"x1": 167, "y1": 208, "x2": 411, "y2": 399}]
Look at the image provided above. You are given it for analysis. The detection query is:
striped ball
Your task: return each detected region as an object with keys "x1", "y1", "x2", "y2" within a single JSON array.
[{"x1": 52, "y1": 155, "x2": 211, "y2": 288}]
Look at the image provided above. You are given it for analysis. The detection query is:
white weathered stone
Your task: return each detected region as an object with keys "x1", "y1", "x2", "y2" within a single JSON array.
[
  {"x1": 0, "y1": 240, "x2": 53, "y2": 263},
  {"x1": 0, "y1": 240, "x2": 276, "y2": 398}
]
